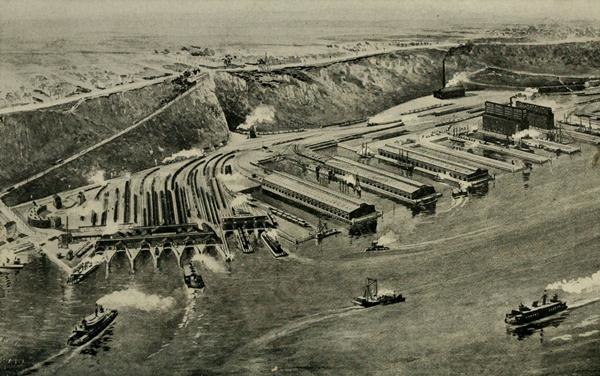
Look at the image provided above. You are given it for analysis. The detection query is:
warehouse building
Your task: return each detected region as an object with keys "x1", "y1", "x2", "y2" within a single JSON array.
[
  {"x1": 515, "y1": 101, "x2": 555, "y2": 129},
  {"x1": 378, "y1": 144, "x2": 490, "y2": 185},
  {"x1": 261, "y1": 171, "x2": 378, "y2": 225},
  {"x1": 482, "y1": 101, "x2": 528, "y2": 137},
  {"x1": 323, "y1": 156, "x2": 440, "y2": 210}
]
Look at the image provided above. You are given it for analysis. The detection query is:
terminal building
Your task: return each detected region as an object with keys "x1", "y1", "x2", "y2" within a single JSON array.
[
  {"x1": 261, "y1": 171, "x2": 378, "y2": 228},
  {"x1": 323, "y1": 156, "x2": 441, "y2": 210},
  {"x1": 515, "y1": 101, "x2": 555, "y2": 130},
  {"x1": 482, "y1": 101, "x2": 555, "y2": 137},
  {"x1": 378, "y1": 143, "x2": 490, "y2": 188},
  {"x1": 482, "y1": 101, "x2": 528, "y2": 137}
]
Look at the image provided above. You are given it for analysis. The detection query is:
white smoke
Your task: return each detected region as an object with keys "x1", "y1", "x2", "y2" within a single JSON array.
[
  {"x1": 446, "y1": 71, "x2": 468, "y2": 87},
  {"x1": 513, "y1": 128, "x2": 541, "y2": 140},
  {"x1": 102, "y1": 221, "x2": 121, "y2": 235},
  {"x1": 340, "y1": 174, "x2": 357, "y2": 187},
  {"x1": 237, "y1": 105, "x2": 275, "y2": 131},
  {"x1": 377, "y1": 231, "x2": 397, "y2": 246},
  {"x1": 522, "y1": 87, "x2": 539, "y2": 99},
  {"x1": 191, "y1": 253, "x2": 227, "y2": 273},
  {"x1": 87, "y1": 169, "x2": 106, "y2": 185},
  {"x1": 97, "y1": 288, "x2": 175, "y2": 312},
  {"x1": 547, "y1": 270, "x2": 600, "y2": 294},
  {"x1": 162, "y1": 148, "x2": 205, "y2": 163},
  {"x1": 218, "y1": 173, "x2": 249, "y2": 192},
  {"x1": 230, "y1": 194, "x2": 251, "y2": 208}
]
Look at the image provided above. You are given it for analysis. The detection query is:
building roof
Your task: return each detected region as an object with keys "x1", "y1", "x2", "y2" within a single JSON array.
[
  {"x1": 327, "y1": 156, "x2": 426, "y2": 194},
  {"x1": 262, "y1": 171, "x2": 368, "y2": 214},
  {"x1": 381, "y1": 144, "x2": 479, "y2": 176}
]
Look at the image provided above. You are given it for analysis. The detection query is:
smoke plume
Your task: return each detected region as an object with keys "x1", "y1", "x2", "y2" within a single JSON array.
[
  {"x1": 162, "y1": 147, "x2": 205, "y2": 163},
  {"x1": 97, "y1": 288, "x2": 175, "y2": 312},
  {"x1": 547, "y1": 270, "x2": 600, "y2": 294},
  {"x1": 237, "y1": 105, "x2": 275, "y2": 131}
]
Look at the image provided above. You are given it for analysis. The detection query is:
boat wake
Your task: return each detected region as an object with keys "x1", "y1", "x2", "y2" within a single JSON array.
[
  {"x1": 178, "y1": 288, "x2": 198, "y2": 330},
  {"x1": 228, "y1": 305, "x2": 364, "y2": 363},
  {"x1": 394, "y1": 224, "x2": 500, "y2": 251},
  {"x1": 18, "y1": 347, "x2": 70, "y2": 375},
  {"x1": 285, "y1": 251, "x2": 318, "y2": 265},
  {"x1": 436, "y1": 196, "x2": 464, "y2": 214}
]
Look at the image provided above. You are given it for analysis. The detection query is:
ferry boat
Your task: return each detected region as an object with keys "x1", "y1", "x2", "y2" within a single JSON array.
[
  {"x1": 67, "y1": 260, "x2": 99, "y2": 285},
  {"x1": 0, "y1": 257, "x2": 24, "y2": 271},
  {"x1": 260, "y1": 231, "x2": 288, "y2": 258},
  {"x1": 67, "y1": 305, "x2": 118, "y2": 346},
  {"x1": 183, "y1": 263, "x2": 205, "y2": 289},
  {"x1": 505, "y1": 291, "x2": 567, "y2": 326},
  {"x1": 353, "y1": 278, "x2": 405, "y2": 308}
]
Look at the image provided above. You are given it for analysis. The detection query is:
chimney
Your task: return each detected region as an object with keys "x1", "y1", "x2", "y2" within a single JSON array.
[{"x1": 442, "y1": 57, "x2": 446, "y2": 88}]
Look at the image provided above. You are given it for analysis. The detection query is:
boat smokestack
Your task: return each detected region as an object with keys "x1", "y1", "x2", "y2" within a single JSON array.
[{"x1": 442, "y1": 57, "x2": 446, "y2": 88}]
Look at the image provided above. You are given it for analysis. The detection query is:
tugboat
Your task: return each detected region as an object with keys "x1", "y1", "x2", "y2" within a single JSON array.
[
  {"x1": 183, "y1": 262, "x2": 205, "y2": 289},
  {"x1": 451, "y1": 188, "x2": 468, "y2": 199},
  {"x1": 353, "y1": 278, "x2": 405, "y2": 308},
  {"x1": 0, "y1": 257, "x2": 24, "y2": 271},
  {"x1": 67, "y1": 305, "x2": 118, "y2": 346},
  {"x1": 364, "y1": 240, "x2": 390, "y2": 252},
  {"x1": 505, "y1": 291, "x2": 567, "y2": 326}
]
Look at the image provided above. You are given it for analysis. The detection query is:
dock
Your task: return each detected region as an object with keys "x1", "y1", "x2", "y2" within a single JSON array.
[
  {"x1": 420, "y1": 136, "x2": 520, "y2": 172},
  {"x1": 521, "y1": 138, "x2": 581, "y2": 154},
  {"x1": 469, "y1": 138, "x2": 551, "y2": 164}
]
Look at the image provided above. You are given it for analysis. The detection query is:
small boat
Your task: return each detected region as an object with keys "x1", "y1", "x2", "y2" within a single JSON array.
[
  {"x1": 0, "y1": 257, "x2": 24, "y2": 270},
  {"x1": 451, "y1": 188, "x2": 468, "y2": 199},
  {"x1": 364, "y1": 241, "x2": 389, "y2": 252},
  {"x1": 260, "y1": 231, "x2": 288, "y2": 258},
  {"x1": 505, "y1": 291, "x2": 567, "y2": 326},
  {"x1": 67, "y1": 260, "x2": 99, "y2": 285},
  {"x1": 183, "y1": 263, "x2": 205, "y2": 289},
  {"x1": 353, "y1": 278, "x2": 405, "y2": 308},
  {"x1": 67, "y1": 306, "x2": 118, "y2": 346}
]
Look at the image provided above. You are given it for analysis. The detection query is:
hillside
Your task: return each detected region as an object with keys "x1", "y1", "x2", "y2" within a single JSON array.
[
  {"x1": 214, "y1": 49, "x2": 454, "y2": 131},
  {"x1": 2, "y1": 77, "x2": 229, "y2": 205},
  {"x1": 461, "y1": 41, "x2": 600, "y2": 76}
]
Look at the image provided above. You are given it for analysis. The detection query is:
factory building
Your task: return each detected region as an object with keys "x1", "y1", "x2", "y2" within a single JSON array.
[
  {"x1": 378, "y1": 144, "x2": 490, "y2": 185},
  {"x1": 482, "y1": 101, "x2": 528, "y2": 137},
  {"x1": 433, "y1": 58, "x2": 466, "y2": 99},
  {"x1": 323, "y1": 156, "x2": 440, "y2": 209},
  {"x1": 261, "y1": 171, "x2": 377, "y2": 225},
  {"x1": 515, "y1": 101, "x2": 555, "y2": 129}
]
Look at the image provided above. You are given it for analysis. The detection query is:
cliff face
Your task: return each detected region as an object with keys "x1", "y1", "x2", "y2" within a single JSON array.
[
  {"x1": 214, "y1": 49, "x2": 448, "y2": 131},
  {"x1": 2, "y1": 77, "x2": 229, "y2": 205},
  {"x1": 462, "y1": 41, "x2": 600, "y2": 75},
  {"x1": 0, "y1": 79, "x2": 187, "y2": 185}
]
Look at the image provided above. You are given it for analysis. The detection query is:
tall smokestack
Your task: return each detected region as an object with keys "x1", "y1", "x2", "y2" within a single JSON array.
[{"x1": 442, "y1": 57, "x2": 446, "y2": 88}]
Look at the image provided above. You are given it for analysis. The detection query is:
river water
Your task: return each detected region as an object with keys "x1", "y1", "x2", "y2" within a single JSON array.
[{"x1": 1, "y1": 143, "x2": 599, "y2": 375}]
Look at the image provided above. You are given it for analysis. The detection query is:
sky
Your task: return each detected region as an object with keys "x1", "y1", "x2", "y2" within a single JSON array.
[
  {"x1": 1, "y1": 0, "x2": 599, "y2": 47},
  {"x1": 2, "y1": 0, "x2": 600, "y2": 23}
]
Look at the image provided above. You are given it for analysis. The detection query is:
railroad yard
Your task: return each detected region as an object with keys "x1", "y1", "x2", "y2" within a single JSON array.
[{"x1": 2, "y1": 87, "x2": 598, "y2": 281}]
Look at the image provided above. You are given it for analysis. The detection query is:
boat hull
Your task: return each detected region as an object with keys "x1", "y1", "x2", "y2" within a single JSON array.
[
  {"x1": 67, "y1": 310, "x2": 118, "y2": 346},
  {"x1": 353, "y1": 294, "x2": 406, "y2": 308},
  {"x1": 0, "y1": 264, "x2": 24, "y2": 270},
  {"x1": 505, "y1": 302, "x2": 568, "y2": 326}
]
